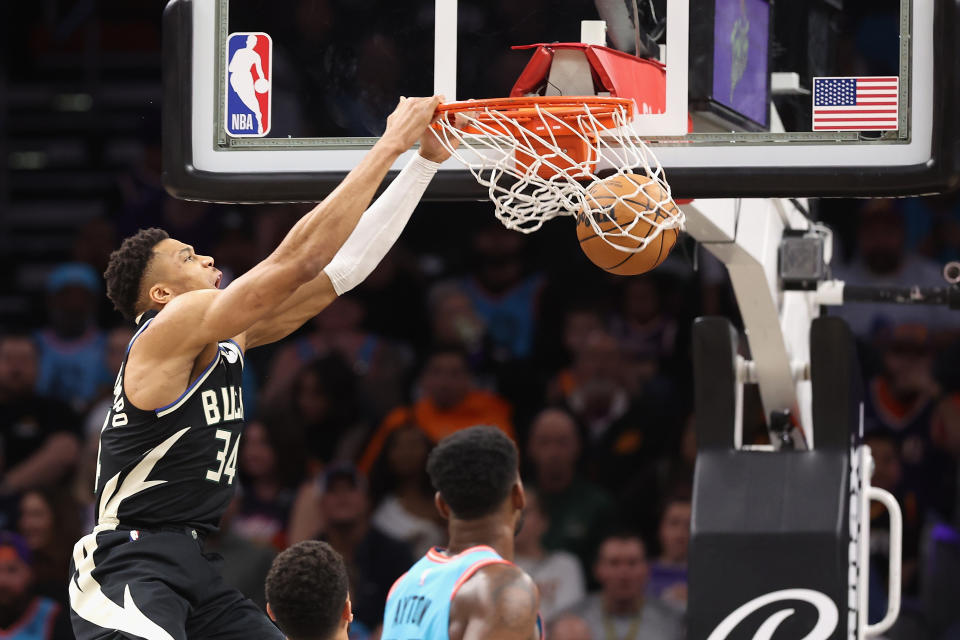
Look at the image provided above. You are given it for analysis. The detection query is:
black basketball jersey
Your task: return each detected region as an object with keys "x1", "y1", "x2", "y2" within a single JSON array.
[{"x1": 94, "y1": 310, "x2": 246, "y2": 533}]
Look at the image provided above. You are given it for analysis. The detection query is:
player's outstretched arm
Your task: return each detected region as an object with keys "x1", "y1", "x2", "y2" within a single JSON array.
[
  {"x1": 149, "y1": 96, "x2": 443, "y2": 354},
  {"x1": 450, "y1": 564, "x2": 541, "y2": 640},
  {"x1": 240, "y1": 119, "x2": 458, "y2": 349}
]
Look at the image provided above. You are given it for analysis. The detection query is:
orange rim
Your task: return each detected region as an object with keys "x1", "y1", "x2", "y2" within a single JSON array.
[{"x1": 434, "y1": 96, "x2": 635, "y2": 129}]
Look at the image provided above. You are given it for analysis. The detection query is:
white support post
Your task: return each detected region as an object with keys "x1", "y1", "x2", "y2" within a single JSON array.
[
  {"x1": 434, "y1": 0, "x2": 457, "y2": 100},
  {"x1": 634, "y1": 0, "x2": 689, "y2": 134},
  {"x1": 683, "y1": 198, "x2": 818, "y2": 448}
]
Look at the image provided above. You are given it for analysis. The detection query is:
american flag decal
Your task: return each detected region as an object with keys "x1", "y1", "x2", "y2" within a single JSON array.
[{"x1": 812, "y1": 76, "x2": 899, "y2": 131}]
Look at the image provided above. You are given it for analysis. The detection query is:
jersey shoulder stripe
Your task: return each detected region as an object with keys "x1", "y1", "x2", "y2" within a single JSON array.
[{"x1": 155, "y1": 349, "x2": 221, "y2": 417}]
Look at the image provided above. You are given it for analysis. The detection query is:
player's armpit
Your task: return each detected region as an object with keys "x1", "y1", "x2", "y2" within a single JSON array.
[{"x1": 452, "y1": 564, "x2": 540, "y2": 640}]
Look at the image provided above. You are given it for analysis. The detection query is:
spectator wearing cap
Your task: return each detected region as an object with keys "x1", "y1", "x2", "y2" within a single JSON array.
[
  {"x1": 0, "y1": 531, "x2": 74, "y2": 639},
  {"x1": 0, "y1": 334, "x2": 80, "y2": 529},
  {"x1": 289, "y1": 464, "x2": 413, "y2": 632},
  {"x1": 35, "y1": 262, "x2": 110, "y2": 413}
]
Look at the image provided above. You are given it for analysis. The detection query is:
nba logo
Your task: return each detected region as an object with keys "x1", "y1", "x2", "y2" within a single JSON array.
[{"x1": 225, "y1": 32, "x2": 272, "y2": 137}]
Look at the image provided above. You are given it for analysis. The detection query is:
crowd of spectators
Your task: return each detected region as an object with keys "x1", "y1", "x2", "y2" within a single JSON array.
[
  {"x1": 2, "y1": 1, "x2": 960, "y2": 638},
  {"x1": 2, "y1": 188, "x2": 960, "y2": 638}
]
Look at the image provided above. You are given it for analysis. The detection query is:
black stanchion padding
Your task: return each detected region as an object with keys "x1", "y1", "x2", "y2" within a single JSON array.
[
  {"x1": 692, "y1": 317, "x2": 739, "y2": 449},
  {"x1": 689, "y1": 450, "x2": 851, "y2": 640},
  {"x1": 810, "y1": 317, "x2": 863, "y2": 449}
]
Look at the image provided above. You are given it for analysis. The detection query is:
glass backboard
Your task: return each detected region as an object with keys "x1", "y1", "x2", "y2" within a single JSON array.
[{"x1": 162, "y1": 0, "x2": 959, "y2": 202}]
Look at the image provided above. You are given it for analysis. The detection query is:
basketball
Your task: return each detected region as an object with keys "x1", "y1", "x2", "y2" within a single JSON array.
[
  {"x1": 254, "y1": 78, "x2": 270, "y2": 93},
  {"x1": 576, "y1": 173, "x2": 682, "y2": 275}
]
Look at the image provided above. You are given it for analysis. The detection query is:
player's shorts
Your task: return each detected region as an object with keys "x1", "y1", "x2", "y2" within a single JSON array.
[{"x1": 68, "y1": 525, "x2": 284, "y2": 640}]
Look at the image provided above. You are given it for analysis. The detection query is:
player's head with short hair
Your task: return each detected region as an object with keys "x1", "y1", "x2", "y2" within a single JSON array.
[
  {"x1": 105, "y1": 228, "x2": 222, "y2": 322},
  {"x1": 265, "y1": 541, "x2": 352, "y2": 640},
  {"x1": 426, "y1": 425, "x2": 523, "y2": 523}
]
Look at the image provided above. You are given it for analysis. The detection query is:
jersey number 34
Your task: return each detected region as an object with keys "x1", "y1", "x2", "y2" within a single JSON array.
[{"x1": 206, "y1": 430, "x2": 240, "y2": 484}]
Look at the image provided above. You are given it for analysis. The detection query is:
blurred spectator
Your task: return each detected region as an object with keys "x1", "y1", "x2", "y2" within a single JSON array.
[
  {"x1": 834, "y1": 200, "x2": 955, "y2": 338},
  {"x1": 354, "y1": 247, "x2": 431, "y2": 349},
  {"x1": 901, "y1": 192, "x2": 960, "y2": 262},
  {"x1": 358, "y1": 347, "x2": 514, "y2": 473},
  {"x1": 920, "y1": 522, "x2": 960, "y2": 639},
  {"x1": 460, "y1": 225, "x2": 544, "y2": 362},
  {"x1": 262, "y1": 296, "x2": 413, "y2": 423},
  {"x1": 114, "y1": 110, "x2": 164, "y2": 232},
  {"x1": 0, "y1": 531, "x2": 73, "y2": 639},
  {"x1": 561, "y1": 305, "x2": 605, "y2": 364},
  {"x1": 526, "y1": 408, "x2": 615, "y2": 573},
  {"x1": 541, "y1": 304, "x2": 606, "y2": 387},
  {"x1": 647, "y1": 496, "x2": 691, "y2": 608},
  {"x1": 548, "y1": 330, "x2": 631, "y2": 443},
  {"x1": 864, "y1": 432, "x2": 921, "y2": 624},
  {"x1": 73, "y1": 326, "x2": 134, "y2": 532},
  {"x1": 660, "y1": 416, "x2": 697, "y2": 494},
  {"x1": 548, "y1": 613, "x2": 594, "y2": 640},
  {"x1": 865, "y1": 325, "x2": 956, "y2": 519},
  {"x1": 608, "y1": 276, "x2": 678, "y2": 376},
  {"x1": 72, "y1": 218, "x2": 118, "y2": 284},
  {"x1": 17, "y1": 487, "x2": 82, "y2": 606},
  {"x1": 866, "y1": 325, "x2": 939, "y2": 433},
  {"x1": 35, "y1": 263, "x2": 110, "y2": 412},
  {"x1": 233, "y1": 419, "x2": 303, "y2": 550},
  {"x1": 514, "y1": 488, "x2": 586, "y2": 622},
  {"x1": 552, "y1": 325, "x2": 678, "y2": 490},
  {"x1": 369, "y1": 425, "x2": 445, "y2": 557},
  {"x1": 83, "y1": 326, "x2": 136, "y2": 439},
  {"x1": 569, "y1": 533, "x2": 684, "y2": 640},
  {"x1": 313, "y1": 465, "x2": 413, "y2": 632},
  {"x1": 210, "y1": 211, "x2": 259, "y2": 285},
  {"x1": 206, "y1": 497, "x2": 276, "y2": 611},
  {"x1": 274, "y1": 354, "x2": 367, "y2": 471},
  {"x1": 324, "y1": 33, "x2": 404, "y2": 137},
  {"x1": 77, "y1": 325, "x2": 136, "y2": 530},
  {"x1": 932, "y1": 391, "x2": 960, "y2": 463},
  {"x1": 0, "y1": 334, "x2": 80, "y2": 528},
  {"x1": 428, "y1": 282, "x2": 489, "y2": 369},
  {"x1": 619, "y1": 416, "x2": 697, "y2": 545}
]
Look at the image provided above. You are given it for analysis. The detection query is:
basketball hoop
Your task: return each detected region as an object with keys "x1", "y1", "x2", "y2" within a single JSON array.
[{"x1": 431, "y1": 96, "x2": 684, "y2": 253}]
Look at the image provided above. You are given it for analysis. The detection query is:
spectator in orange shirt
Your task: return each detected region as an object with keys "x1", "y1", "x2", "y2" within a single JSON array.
[{"x1": 357, "y1": 347, "x2": 514, "y2": 473}]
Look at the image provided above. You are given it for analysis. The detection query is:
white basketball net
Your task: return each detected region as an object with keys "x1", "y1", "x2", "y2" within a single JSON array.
[{"x1": 431, "y1": 101, "x2": 685, "y2": 254}]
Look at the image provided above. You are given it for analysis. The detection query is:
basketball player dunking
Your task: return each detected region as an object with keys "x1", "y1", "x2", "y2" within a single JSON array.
[
  {"x1": 381, "y1": 426, "x2": 542, "y2": 640},
  {"x1": 68, "y1": 96, "x2": 452, "y2": 640}
]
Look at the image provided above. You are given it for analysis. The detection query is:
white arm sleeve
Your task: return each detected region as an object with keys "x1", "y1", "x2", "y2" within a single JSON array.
[{"x1": 322, "y1": 153, "x2": 439, "y2": 295}]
